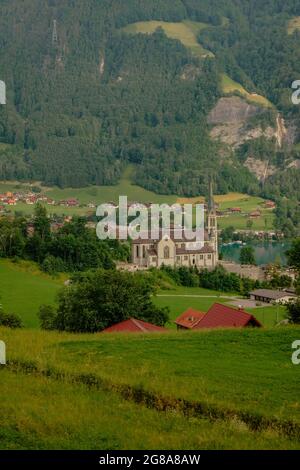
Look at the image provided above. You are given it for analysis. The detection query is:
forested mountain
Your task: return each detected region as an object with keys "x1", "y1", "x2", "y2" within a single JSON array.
[{"x1": 1, "y1": 0, "x2": 300, "y2": 198}]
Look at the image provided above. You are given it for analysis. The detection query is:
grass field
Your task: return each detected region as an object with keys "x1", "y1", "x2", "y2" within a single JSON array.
[
  {"x1": 218, "y1": 212, "x2": 275, "y2": 231},
  {"x1": 1, "y1": 172, "x2": 274, "y2": 230},
  {"x1": 288, "y1": 16, "x2": 300, "y2": 34},
  {"x1": 0, "y1": 167, "x2": 179, "y2": 215},
  {"x1": 3, "y1": 369, "x2": 275, "y2": 451},
  {"x1": 221, "y1": 74, "x2": 273, "y2": 108},
  {"x1": 154, "y1": 286, "x2": 286, "y2": 328},
  {"x1": 1, "y1": 364, "x2": 298, "y2": 450},
  {"x1": 0, "y1": 259, "x2": 64, "y2": 328},
  {"x1": 0, "y1": 326, "x2": 300, "y2": 451},
  {"x1": 122, "y1": 20, "x2": 214, "y2": 58},
  {"x1": 0, "y1": 260, "x2": 284, "y2": 329},
  {"x1": 217, "y1": 194, "x2": 275, "y2": 231}
]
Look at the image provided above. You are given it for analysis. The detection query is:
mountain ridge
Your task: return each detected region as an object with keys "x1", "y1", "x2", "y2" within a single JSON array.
[{"x1": 0, "y1": 0, "x2": 300, "y2": 200}]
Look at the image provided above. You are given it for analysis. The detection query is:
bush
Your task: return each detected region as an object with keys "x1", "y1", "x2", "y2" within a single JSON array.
[
  {"x1": 53, "y1": 269, "x2": 169, "y2": 333},
  {"x1": 41, "y1": 255, "x2": 66, "y2": 275},
  {"x1": 38, "y1": 305, "x2": 57, "y2": 330},
  {"x1": 199, "y1": 266, "x2": 241, "y2": 293},
  {"x1": 240, "y1": 246, "x2": 256, "y2": 266},
  {"x1": 286, "y1": 298, "x2": 300, "y2": 324},
  {"x1": 0, "y1": 311, "x2": 23, "y2": 329}
]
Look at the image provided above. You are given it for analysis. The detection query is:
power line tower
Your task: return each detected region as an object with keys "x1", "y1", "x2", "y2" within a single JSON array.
[{"x1": 52, "y1": 19, "x2": 58, "y2": 45}]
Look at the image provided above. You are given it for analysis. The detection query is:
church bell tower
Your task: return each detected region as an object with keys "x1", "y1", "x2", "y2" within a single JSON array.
[{"x1": 207, "y1": 178, "x2": 218, "y2": 262}]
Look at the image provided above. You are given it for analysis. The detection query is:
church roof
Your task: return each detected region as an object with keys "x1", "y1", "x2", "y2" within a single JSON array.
[
  {"x1": 177, "y1": 245, "x2": 214, "y2": 255},
  {"x1": 132, "y1": 229, "x2": 209, "y2": 244}
]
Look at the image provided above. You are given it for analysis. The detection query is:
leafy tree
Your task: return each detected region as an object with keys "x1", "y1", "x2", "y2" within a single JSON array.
[
  {"x1": 286, "y1": 298, "x2": 300, "y2": 325},
  {"x1": 33, "y1": 203, "x2": 51, "y2": 242},
  {"x1": 45, "y1": 269, "x2": 169, "y2": 333},
  {"x1": 240, "y1": 246, "x2": 256, "y2": 265},
  {"x1": 221, "y1": 226, "x2": 235, "y2": 243},
  {"x1": 286, "y1": 239, "x2": 300, "y2": 273},
  {"x1": 38, "y1": 305, "x2": 57, "y2": 331},
  {"x1": 199, "y1": 266, "x2": 241, "y2": 293},
  {"x1": 0, "y1": 311, "x2": 23, "y2": 329}
]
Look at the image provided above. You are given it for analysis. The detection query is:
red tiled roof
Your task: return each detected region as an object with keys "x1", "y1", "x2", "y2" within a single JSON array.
[
  {"x1": 175, "y1": 308, "x2": 206, "y2": 329},
  {"x1": 102, "y1": 318, "x2": 167, "y2": 333},
  {"x1": 194, "y1": 303, "x2": 262, "y2": 329}
]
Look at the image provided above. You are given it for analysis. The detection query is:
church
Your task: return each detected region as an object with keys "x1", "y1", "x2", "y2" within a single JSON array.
[{"x1": 131, "y1": 183, "x2": 218, "y2": 270}]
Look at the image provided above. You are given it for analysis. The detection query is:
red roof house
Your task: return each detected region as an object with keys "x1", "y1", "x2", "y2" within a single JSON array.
[
  {"x1": 194, "y1": 303, "x2": 262, "y2": 330},
  {"x1": 175, "y1": 308, "x2": 206, "y2": 330},
  {"x1": 102, "y1": 318, "x2": 167, "y2": 334}
]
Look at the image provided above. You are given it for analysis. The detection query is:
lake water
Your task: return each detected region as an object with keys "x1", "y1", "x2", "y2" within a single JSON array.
[{"x1": 220, "y1": 241, "x2": 291, "y2": 266}]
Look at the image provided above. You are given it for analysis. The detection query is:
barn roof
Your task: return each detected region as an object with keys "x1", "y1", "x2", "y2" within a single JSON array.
[
  {"x1": 175, "y1": 308, "x2": 206, "y2": 329},
  {"x1": 102, "y1": 318, "x2": 167, "y2": 333},
  {"x1": 194, "y1": 303, "x2": 262, "y2": 329},
  {"x1": 250, "y1": 289, "x2": 295, "y2": 300}
]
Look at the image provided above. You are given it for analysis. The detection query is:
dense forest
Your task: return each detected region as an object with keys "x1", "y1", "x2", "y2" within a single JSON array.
[{"x1": 0, "y1": 0, "x2": 300, "y2": 211}]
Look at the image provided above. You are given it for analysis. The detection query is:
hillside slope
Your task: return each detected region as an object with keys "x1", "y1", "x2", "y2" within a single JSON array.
[{"x1": 0, "y1": 0, "x2": 300, "y2": 197}]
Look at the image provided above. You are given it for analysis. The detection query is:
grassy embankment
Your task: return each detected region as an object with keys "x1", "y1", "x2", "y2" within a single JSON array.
[
  {"x1": 221, "y1": 73, "x2": 273, "y2": 108},
  {"x1": 0, "y1": 259, "x2": 64, "y2": 328},
  {"x1": 0, "y1": 326, "x2": 300, "y2": 449}
]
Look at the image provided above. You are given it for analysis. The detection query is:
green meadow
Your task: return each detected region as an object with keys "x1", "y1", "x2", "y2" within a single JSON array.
[
  {"x1": 0, "y1": 367, "x2": 297, "y2": 450},
  {"x1": 0, "y1": 326, "x2": 300, "y2": 450},
  {"x1": 0, "y1": 177, "x2": 275, "y2": 231},
  {"x1": 217, "y1": 194, "x2": 275, "y2": 231},
  {"x1": 221, "y1": 74, "x2": 273, "y2": 108},
  {"x1": 0, "y1": 167, "x2": 178, "y2": 215},
  {"x1": 218, "y1": 212, "x2": 275, "y2": 231},
  {"x1": 122, "y1": 20, "x2": 214, "y2": 58},
  {"x1": 0, "y1": 259, "x2": 64, "y2": 328},
  {"x1": 0, "y1": 261, "x2": 298, "y2": 450}
]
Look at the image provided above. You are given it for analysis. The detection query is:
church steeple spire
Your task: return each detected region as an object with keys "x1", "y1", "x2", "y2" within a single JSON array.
[
  {"x1": 207, "y1": 177, "x2": 218, "y2": 262},
  {"x1": 208, "y1": 177, "x2": 215, "y2": 213}
]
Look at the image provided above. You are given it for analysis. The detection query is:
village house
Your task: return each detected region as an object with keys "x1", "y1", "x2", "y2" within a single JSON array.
[
  {"x1": 249, "y1": 210, "x2": 261, "y2": 219},
  {"x1": 131, "y1": 183, "x2": 218, "y2": 270},
  {"x1": 175, "y1": 308, "x2": 206, "y2": 330},
  {"x1": 175, "y1": 303, "x2": 262, "y2": 330},
  {"x1": 265, "y1": 201, "x2": 276, "y2": 209}
]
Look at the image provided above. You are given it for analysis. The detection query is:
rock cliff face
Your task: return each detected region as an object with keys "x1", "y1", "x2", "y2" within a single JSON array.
[
  {"x1": 208, "y1": 96, "x2": 261, "y2": 125},
  {"x1": 208, "y1": 96, "x2": 297, "y2": 180},
  {"x1": 208, "y1": 96, "x2": 275, "y2": 148},
  {"x1": 244, "y1": 157, "x2": 277, "y2": 182},
  {"x1": 208, "y1": 96, "x2": 296, "y2": 149}
]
